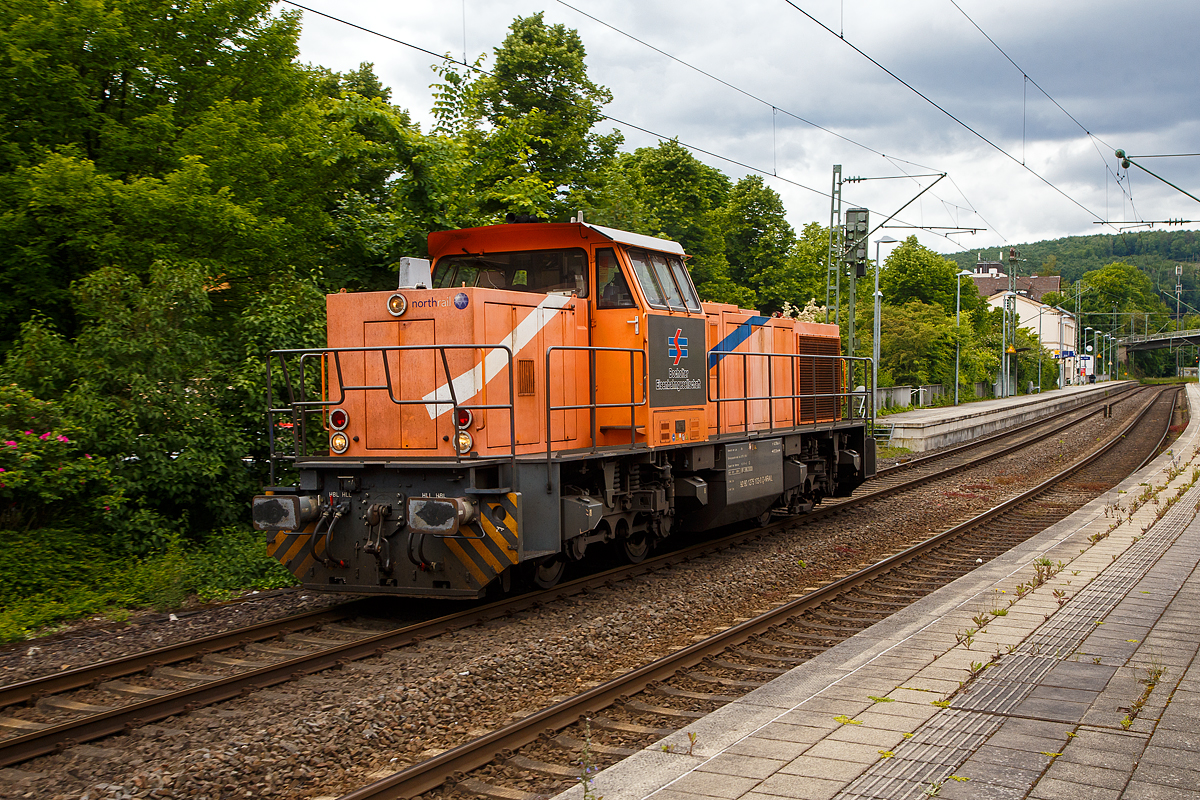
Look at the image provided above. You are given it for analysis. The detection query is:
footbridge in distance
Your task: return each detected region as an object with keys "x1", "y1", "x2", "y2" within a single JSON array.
[{"x1": 1119, "y1": 330, "x2": 1200, "y2": 351}]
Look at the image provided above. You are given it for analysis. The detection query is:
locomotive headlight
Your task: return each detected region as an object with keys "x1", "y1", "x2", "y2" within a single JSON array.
[
  {"x1": 329, "y1": 407, "x2": 349, "y2": 430},
  {"x1": 386, "y1": 293, "x2": 408, "y2": 317},
  {"x1": 330, "y1": 431, "x2": 350, "y2": 454},
  {"x1": 454, "y1": 429, "x2": 473, "y2": 455}
]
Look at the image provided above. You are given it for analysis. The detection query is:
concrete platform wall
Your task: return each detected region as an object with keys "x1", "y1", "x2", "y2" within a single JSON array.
[{"x1": 882, "y1": 382, "x2": 1131, "y2": 452}]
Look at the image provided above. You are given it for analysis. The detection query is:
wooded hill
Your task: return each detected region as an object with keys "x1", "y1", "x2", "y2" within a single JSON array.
[{"x1": 942, "y1": 229, "x2": 1200, "y2": 313}]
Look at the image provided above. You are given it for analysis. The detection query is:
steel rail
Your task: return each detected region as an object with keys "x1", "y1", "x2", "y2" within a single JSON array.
[
  {"x1": 815, "y1": 385, "x2": 1146, "y2": 518},
  {"x1": 0, "y1": 604, "x2": 368, "y2": 709},
  {"x1": 337, "y1": 385, "x2": 1171, "y2": 800},
  {"x1": 0, "y1": 385, "x2": 1148, "y2": 769}
]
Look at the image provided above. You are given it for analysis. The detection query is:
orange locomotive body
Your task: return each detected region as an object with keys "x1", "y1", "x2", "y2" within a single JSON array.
[{"x1": 255, "y1": 220, "x2": 874, "y2": 597}]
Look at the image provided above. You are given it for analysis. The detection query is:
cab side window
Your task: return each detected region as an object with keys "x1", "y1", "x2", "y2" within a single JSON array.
[{"x1": 596, "y1": 248, "x2": 636, "y2": 308}]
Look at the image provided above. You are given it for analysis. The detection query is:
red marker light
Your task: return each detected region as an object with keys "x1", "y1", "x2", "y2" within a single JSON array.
[{"x1": 330, "y1": 408, "x2": 348, "y2": 430}]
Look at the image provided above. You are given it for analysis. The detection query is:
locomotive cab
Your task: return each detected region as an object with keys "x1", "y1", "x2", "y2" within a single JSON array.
[{"x1": 254, "y1": 220, "x2": 875, "y2": 598}]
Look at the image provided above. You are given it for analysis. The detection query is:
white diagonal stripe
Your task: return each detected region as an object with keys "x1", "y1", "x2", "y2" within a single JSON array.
[{"x1": 422, "y1": 294, "x2": 573, "y2": 418}]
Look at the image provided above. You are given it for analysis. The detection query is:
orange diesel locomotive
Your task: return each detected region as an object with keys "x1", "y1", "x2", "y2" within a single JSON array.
[{"x1": 254, "y1": 220, "x2": 875, "y2": 597}]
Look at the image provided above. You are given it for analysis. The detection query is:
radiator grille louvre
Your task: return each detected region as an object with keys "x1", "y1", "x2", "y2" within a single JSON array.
[{"x1": 517, "y1": 359, "x2": 536, "y2": 396}]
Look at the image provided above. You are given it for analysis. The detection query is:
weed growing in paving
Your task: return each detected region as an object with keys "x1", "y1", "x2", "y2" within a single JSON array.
[{"x1": 578, "y1": 718, "x2": 603, "y2": 800}]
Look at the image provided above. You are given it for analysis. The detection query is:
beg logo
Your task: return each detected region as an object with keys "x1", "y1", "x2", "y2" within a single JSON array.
[{"x1": 668, "y1": 328, "x2": 688, "y2": 365}]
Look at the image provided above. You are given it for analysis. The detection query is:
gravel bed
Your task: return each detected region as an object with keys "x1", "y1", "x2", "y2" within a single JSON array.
[{"x1": 0, "y1": 395, "x2": 1152, "y2": 800}]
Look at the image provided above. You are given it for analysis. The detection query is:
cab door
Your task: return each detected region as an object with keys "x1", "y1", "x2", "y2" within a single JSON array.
[{"x1": 591, "y1": 247, "x2": 645, "y2": 445}]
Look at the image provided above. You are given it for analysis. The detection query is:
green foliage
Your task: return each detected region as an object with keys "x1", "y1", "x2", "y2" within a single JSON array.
[
  {"x1": 0, "y1": 385, "x2": 120, "y2": 529},
  {"x1": 4, "y1": 264, "x2": 259, "y2": 551},
  {"x1": 878, "y1": 300, "x2": 955, "y2": 386},
  {"x1": 0, "y1": 525, "x2": 296, "y2": 642},
  {"x1": 884, "y1": 236, "x2": 980, "y2": 318},
  {"x1": 721, "y1": 176, "x2": 796, "y2": 313},
  {"x1": 471, "y1": 12, "x2": 622, "y2": 213}
]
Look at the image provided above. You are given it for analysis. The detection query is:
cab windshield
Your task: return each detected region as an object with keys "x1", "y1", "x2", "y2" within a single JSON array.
[
  {"x1": 625, "y1": 248, "x2": 701, "y2": 312},
  {"x1": 433, "y1": 249, "x2": 588, "y2": 296}
]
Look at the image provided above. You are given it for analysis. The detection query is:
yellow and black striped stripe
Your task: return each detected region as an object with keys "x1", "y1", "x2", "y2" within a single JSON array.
[
  {"x1": 444, "y1": 492, "x2": 521, "y2": 588},
  {"x1": 267, "y1": 521, "x2": 323, "y2": 580}
]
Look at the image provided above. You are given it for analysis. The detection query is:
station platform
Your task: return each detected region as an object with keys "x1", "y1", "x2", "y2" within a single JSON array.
[
  {"x1": 879, "y1": 381, "x2": 1132, "y2": 452},
  {"x1": 557, "y1": 382, "x2": 1200, "y2": 800}
]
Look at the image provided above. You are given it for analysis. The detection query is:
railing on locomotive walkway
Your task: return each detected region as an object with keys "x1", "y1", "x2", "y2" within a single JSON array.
[{"x1": 264, "y1": 344, "x2": 517, "y2": 487}]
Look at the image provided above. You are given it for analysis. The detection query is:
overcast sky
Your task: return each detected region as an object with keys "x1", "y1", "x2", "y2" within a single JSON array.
[{"x1": 288, "y1": 0, "x2": 1200, "y2": 258}]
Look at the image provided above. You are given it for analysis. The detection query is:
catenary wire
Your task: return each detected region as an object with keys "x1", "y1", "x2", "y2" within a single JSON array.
[
  {"x1": 946, "y1": 0, "x2": 1132, "y2": 211},
  {"x1": 280, "y1": 0, "x2": 976, "y2": 251},
  {"x1": 780, "y1": 0, "x2": 1114, "y2": 231},
  {"x1": 555, "y1": 0, "x2": 991, "y2": 238}
]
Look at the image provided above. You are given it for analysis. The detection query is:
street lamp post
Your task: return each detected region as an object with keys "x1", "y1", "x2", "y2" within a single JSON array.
[
  {"x1": 955, "y1": 269, "x2": 973, "y2": 405},
  {"x1": 872, "y1": 236, "x2": 898, "y2": 408},
  {"x1": 1085, "y1": 327, "x2": 1093, "y2": 381}
]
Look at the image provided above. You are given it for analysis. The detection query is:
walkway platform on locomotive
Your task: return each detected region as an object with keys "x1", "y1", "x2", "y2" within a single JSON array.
[
  {"x1": 880, "y1": 381, "x2": 1132, "y2": 452},
  {"x1": 554, "y1": 382, "x2": 1200, "y2": 800}
]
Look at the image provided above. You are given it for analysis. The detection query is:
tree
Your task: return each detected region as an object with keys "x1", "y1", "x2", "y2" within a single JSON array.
[
  {"x1": 0, "y1": 0, "x2": 386, "y2": 343},
  {"x1": 720, "y1": 176, "x2": 796, "y2": 312},
  {"x1": 1037, "y1": 254, "x2": 1059, "y2": 276},
  {"x1": 755, "y1": 222, "x2": 830, "y2": 316},
  {"x1": 882, "y1": 236, "x2": 971, "y2": 318},
  {"x1": 470, "y1": 13, "x2": 622, "y2": 216},
  {"x1": 877, "y1": 300, "x2": 954, "y2": 387},
  {"x1": 615, "y1": 142, "x2": 751, "y2": 306}
]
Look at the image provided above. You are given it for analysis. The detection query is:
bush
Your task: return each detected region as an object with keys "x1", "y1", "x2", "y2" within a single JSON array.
[
  {"x1": 0, "y1": 385, "x2": 121, "y2": 529},
  {"x1": 0, "y1": 525, "x2": 296, "y2": 642}
]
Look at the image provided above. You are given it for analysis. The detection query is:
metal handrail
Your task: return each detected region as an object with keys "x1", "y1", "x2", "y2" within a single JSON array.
[
  {"x1": 544, "y1": 345, "x2": 648, "y2": 491},
  {"x1": 265, "y1": 344, "x2": 517, "y2": 486},
  {"x1": 708, "y1": 350, "x2": 874, "y2": 435}
]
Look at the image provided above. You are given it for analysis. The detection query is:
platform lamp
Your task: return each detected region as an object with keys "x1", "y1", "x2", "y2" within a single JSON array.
[
  {"x1": 873, "y1": 235, "x2": 899, "y2": 409},
  {"x1": 954, "y1": 269, "x2": 974, "y2": 405},
  {"x1": 1085, "y1": 327, "x2": 1093, "y2": 381}
]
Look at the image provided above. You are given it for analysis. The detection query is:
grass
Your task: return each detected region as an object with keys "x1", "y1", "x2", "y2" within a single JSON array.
[
  {"x1": 0, "y1": 525, "x2": 297, "y2": 643},
  {"x1": 876, "y1": 444, "x2": 913, "y2": 460},
  {"x1": 1140, "y1": 377, "x2": 1197, "y2": 385}
]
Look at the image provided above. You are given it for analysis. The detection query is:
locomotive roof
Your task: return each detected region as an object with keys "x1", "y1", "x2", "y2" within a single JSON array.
[{"x1": 427, "y1": 222, "x2": 686, "y2": 258}]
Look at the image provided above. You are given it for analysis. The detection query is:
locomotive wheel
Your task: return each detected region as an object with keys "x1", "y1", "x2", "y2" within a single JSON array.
[
  {"x1": 621, "y1": 531, "x2": 650, "y2": 564},
  {"x1": 532, "y1": 555, "x2": 566, "y2": 589}
]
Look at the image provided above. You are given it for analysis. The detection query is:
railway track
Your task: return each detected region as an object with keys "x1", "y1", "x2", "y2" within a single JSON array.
[
  {"x1": 0, "y1": 383, "x2": 1154, "y2": 774},
  {"x1": 332, "y1": 385, "x2": 1177, "y2": 800}
]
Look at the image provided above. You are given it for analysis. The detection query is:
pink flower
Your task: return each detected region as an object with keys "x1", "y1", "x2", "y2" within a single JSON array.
[
  {"x1": 23, "y1": 431, "x2": 31, "y2": 435},
  {"x1": 104, "y1": 505, "x2": 110, "y2": 512},
  {"x1": 57, "y1": 435, "x2": 69, "y2": 443},
  {"x1": 4, "y1": 441, "x2": 14, "y2": 447},
  {"x1": 0, "y1": 468, "x2": 6, "y2": 473},
  {"x1": 85, "y1": 454, "x2": 92, "y2": 459},
  {"x1": 39, "y1": 432, "x2": 50, "y2": 441}
]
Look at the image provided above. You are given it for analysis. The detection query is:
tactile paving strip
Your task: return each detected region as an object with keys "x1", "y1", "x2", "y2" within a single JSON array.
[{"x1": 835, "y1": 479, "x2": 1200, "y2": 800}]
